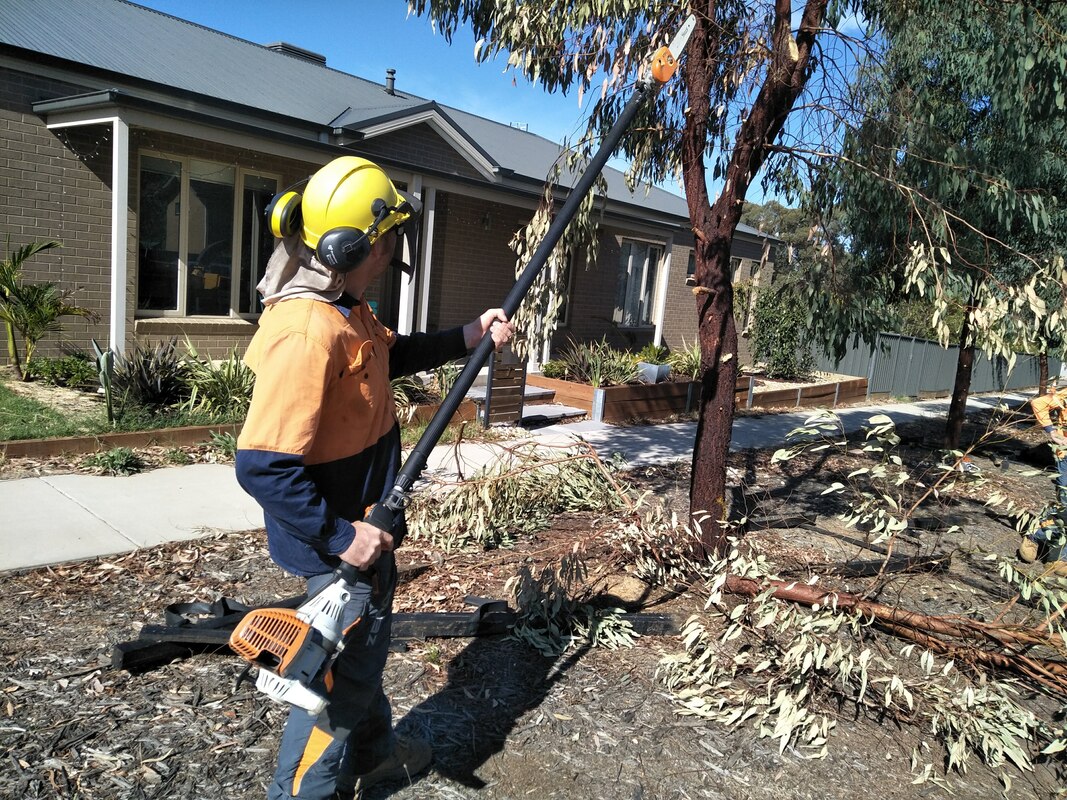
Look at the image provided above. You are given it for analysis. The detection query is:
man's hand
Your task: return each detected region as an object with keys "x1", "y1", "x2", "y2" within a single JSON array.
[
  {"x1": 463, "y1": 308, "x2": 515, "y2": 350},
  {"x1": 338, "y1": 520, "x2": 394, "y2": 571},
  {"x1": 1051, "y1": 430, "x2": 1067, "y2": 448}
]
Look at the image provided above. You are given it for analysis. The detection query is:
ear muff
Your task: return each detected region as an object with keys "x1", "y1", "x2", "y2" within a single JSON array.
[
  {"x1": 316, "y1": 226, "x2": 371, "y2": 273},
  {"x1": 266, "y1": 190, "x2": 303, "y2": 239}
]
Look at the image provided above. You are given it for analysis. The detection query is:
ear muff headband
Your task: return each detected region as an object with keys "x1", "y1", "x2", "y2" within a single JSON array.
[{"x1": 266, "y1": 190, "x2": 303, "y2": 239}]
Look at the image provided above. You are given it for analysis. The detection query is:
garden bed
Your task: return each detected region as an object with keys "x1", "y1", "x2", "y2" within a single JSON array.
[
  {"x1": 0, "y1": 423, "x2": 244, "y2": 460},
  {"x1": 528, "y1": 373, "x2": 869, "y2": 422},
  {"x1": 0, "y1": 387, "x2": 479, "y2": 461}
]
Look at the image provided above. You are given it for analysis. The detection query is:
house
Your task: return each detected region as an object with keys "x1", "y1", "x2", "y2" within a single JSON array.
[{"x1": 0, "y1": 0, "x2": 779, "y2": 367}]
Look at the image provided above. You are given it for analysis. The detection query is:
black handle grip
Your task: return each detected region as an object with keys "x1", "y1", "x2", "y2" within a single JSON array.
[{"x1": 338, "y1": 561, "x2": 360, "y2": 584}]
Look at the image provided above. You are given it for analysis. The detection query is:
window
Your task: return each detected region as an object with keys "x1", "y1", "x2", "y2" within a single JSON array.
[
  {"x1": 136, "y1": 152, "x2": 277, "y2": 317},
  {"x1": 238, "y1": 174, "x2": 280, "y2": 315},
  {"x1": 614, "y1": 240, "x2": 662, "y2": 327},
  {"x1": 730, "y1": 256, "x2": 745, "y2": 280}
]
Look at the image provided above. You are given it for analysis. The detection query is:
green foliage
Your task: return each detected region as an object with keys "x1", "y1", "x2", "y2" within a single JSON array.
[
  {"x1": 611, "y1": 410, "x2": 1067, "y2": 786},
  {"x1": 540, "y1": 359, "x2": 567, "y2": 380},
  {"x1": 82, "y1": 447, "x2": 144, "y2": 476},
  {"x1": 751, "y1": 282, "x2": 816, "y2": 380},
  {"x1": 25, "y1": 352, "x2": 98, "y2": 388},
  {"x1": 635, "y1": 343, "x2": 669, "y2": 364},
  {"x1": 0, "y1": 379, "x2": 99, "y2": 441},
  {"x1": 542, "y1": 338, "x2": 637, "y2": 387},
  {"x1": 182, "y1": 345, "x2": 255, "y2": 418},
  {"x1": 820, "y1": 0, "x2": 1067, "y2": 365},
  {"x1": 0, "y1": 236, "x2": 91, "y2": 380},
  {"x1": 1, "y1": 282, "x2": 93, "y2": 371},
  {"x1": 889, "y1": 298, "x2": 966, "y2": 343},
  {"x1": 507, "y1": 555, "x2": 636, "y2": 657},
  {"x1": 208, "y1": 431, "x2": 237, "y2": 460},
  {"x1": 391, "y1": 374, "x2": 433, "y2": 423},
  {"x1": 430, "y1": 360, "x2": 461, "y2": 399},
  {"x1": 111, "y1": 339, "x2": 189, "y2": 413},
  {"x1": 666, "y1": 338, "x2": 701, "y2": 380},
  {"x1": 406, "y1": 441, "x2": 629, "y2": 550},
  {"x1": 165, "y1": 447, "x2": 193, "y2": 465}
]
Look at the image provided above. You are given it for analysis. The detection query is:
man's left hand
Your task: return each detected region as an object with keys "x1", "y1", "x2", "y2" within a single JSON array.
[{"x1": 464, "y1": 308, "x2": 515, "y2": 350}]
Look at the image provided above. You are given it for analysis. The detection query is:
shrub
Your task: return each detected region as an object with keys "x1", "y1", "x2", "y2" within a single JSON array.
[
  {"x1": 82, "y1": 447, "x2": 143, "y2": 476},
  {"x1": 541, "y1": 359, "x2": 567, "y2": 379},
  {"x1": 667, "y1": 338, "x2": 702, "y2": 379},
  {"x1": 208, "y1": 431, "x2": 238, "y2": 459},
  {"x1": 751, "y1": 283, "x2": 816, "y2": 380},
  {"x1": 26, "y1": 352, "x2": 97, "y2": 388},
  {"x1": 183, "y1": 345, "x2": 255, "y2": 418},
  {"x1": 111, "y1": 339, "x2": 189, "y2": 412},
  {"x1": 165, "y1": 447, "x2": 193, "y2": 465},
  {"x1": 546, "y1": 338, "x2": 638, "y2": 387},
  {"x1": 430, "y1": 361, "x2": 461, "y2": 399},
  {"x1": 391, "y1": 375, "x2": 431, "y2": 423},
  {"x1": 635, "y1": 343, "x2": 670, "y2": 364}
]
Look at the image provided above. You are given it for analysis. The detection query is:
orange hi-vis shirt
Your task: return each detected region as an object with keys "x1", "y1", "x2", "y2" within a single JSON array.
[
  {"x1": 235, "y1": 295, "x2": 465, "y2": 576},
  {"x1": 1032, "y1": 387, "x2": 1067, "y2": 435}
]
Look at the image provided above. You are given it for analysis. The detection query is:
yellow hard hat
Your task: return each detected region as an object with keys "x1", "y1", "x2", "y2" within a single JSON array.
[{"x1": 298, "y1": 156, "x2": 420, "y2": 272}]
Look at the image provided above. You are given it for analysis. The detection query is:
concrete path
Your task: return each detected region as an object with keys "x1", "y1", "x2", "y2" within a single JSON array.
[{"x1": 0, "y1": 392, "x2": 1031, "y2": 573}]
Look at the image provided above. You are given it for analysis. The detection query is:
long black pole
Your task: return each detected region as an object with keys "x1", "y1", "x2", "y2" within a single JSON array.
[{"x1": 365, "y1": 78, "x2": 660, "y2": 534}]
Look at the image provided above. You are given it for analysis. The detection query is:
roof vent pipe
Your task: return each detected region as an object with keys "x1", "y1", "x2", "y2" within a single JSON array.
[{"x1": 385, "y1": 68, "x2": 396, "y2": 95}]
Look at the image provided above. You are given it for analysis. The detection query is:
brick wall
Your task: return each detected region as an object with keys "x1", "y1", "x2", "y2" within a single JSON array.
[
  {"x1": 425, "y1": 191, "x2": 529, "y2": 332},
  {"x1": 0, "y1": 67, "x2": 112, "y2": 363},
  {"x1": 357, "y1": 123, "x2": 483, "y2": 181}
]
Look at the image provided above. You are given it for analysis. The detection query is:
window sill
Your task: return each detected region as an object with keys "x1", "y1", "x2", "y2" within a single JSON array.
[{"x1": 135, "y1": 317, "x2": 258, "y2": 337}]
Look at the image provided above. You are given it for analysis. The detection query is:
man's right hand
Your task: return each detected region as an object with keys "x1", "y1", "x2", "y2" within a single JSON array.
[
  {"x1": 1051, "y1": 430, "x2": 1067, "y2": 448},
  {"x1": 338, "y1": 520, "x2": 394, "y2": 570}
]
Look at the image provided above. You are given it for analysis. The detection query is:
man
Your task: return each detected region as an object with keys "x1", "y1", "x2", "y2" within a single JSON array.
[
  {"x1": 235, "y1": 156, "x2": 514, "y2": 799},
  {"x1": 1018, "y1": 378, "x2": 1067, "y2": 571}
]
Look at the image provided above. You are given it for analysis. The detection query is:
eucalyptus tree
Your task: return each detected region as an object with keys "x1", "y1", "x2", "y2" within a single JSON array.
[
  {"x1": 406, "y1": 0, "x2": 1066, "y2": 550},
  {"x1": 821, "y1": 1, "x2": 1067, "y2": 447}
]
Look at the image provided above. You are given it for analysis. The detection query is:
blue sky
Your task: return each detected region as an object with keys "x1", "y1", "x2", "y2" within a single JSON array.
[{"x1": 133, "y1": 1, "x2": 647, "y2": 177}]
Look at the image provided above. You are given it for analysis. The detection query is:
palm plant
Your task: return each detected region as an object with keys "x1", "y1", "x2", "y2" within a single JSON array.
[
  {"x1": 0, "y1": 236, "x2": 89, "y2": 381},
  {"x1": 6, "y1": 282, "x2": 93, "y2": 374}
]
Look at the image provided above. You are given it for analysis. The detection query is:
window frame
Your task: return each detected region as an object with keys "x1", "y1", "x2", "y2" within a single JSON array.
[
  {"x1": 234, "y1": 169, "x2": 282, "y2": 319},
  {"x1": 135, "y1": 148, "x2": 279, "y2": 319},
  {"x1": 614, "y1": 237, "x2": 664, "y2": 329}
]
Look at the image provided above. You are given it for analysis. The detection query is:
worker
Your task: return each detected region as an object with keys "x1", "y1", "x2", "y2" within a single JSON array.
[
  {"x1": 1018, "y1": 377, "x2": 1067, "y2": 571},
  {"x1": 235, "y1": 156, "x2": 514, "y2": 800}
]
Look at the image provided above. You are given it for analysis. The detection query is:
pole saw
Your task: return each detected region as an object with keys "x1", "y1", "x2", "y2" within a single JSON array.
[{"x1": 228, "y1": 14, "x2": 697, "y2": 716}]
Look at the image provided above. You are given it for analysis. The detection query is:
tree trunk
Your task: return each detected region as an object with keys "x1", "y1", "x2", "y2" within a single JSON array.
[
  {"x1": 4, "y1": 320, "x2": 23, "y2": 381},
  {"x1": 944, "y1": 306, "x2": 975, "y2": 449},
  {"x1": 681, "y1": 0, "x2": 827, "y2": 553},
  {"x1": 1039, "y1": 352, "x2": 1049, "y2": 394}
]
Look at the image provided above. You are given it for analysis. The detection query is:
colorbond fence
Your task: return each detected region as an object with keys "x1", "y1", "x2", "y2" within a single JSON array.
[{"x1": 813, "y1": 333, "x2": 1062, "y2": 399}]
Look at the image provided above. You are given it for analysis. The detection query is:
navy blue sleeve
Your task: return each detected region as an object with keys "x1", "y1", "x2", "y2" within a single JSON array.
[
  {"x1": 388, "y1": 326, "x2": 467, "y2": 379},
  {"x1": 235, "y1": 448, "x2": 354, "y2": 555}
]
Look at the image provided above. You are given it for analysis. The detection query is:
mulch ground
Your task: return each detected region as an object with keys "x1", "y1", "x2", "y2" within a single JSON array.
[{"x1": 2, "y1": 401, "x2": 1066, "y2": 798}]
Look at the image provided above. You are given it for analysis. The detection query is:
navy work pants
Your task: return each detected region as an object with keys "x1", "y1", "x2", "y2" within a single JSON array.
[{"x1": 267, "y1": 554, "x2": 397, "y2": 800}]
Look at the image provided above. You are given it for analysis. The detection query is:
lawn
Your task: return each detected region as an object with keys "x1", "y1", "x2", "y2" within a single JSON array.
[
  {"x1": 0, "y1": 378, "x2": 248, "y2": 443},
  {"x1": 0, "y1": 379, "x2": 105, "y2": 440}
]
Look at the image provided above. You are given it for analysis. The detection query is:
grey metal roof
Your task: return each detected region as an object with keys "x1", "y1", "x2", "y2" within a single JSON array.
[
  {"x1": 0, "y1": 0, "x2": 423, "y2": 127},
  {"x1": 0, "y1": 0, "x2": 772, "y2": 236}
]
